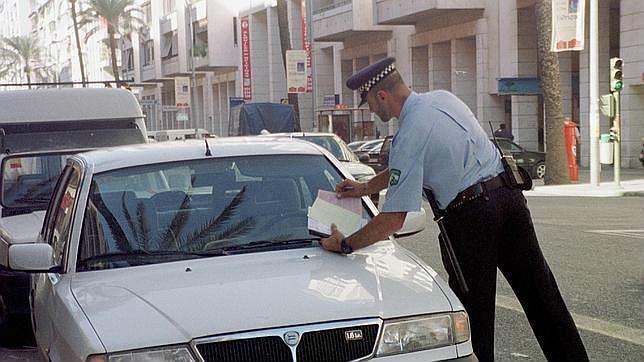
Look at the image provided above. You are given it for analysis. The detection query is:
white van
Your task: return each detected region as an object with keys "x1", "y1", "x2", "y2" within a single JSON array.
[{"x1": 0, "y1": 88, "x2": 147, "y2": 341}]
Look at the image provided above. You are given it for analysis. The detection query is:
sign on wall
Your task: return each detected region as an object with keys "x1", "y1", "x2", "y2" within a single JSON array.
[
  {"x1": 551, "y1": 0, "x2": 586, "y2": 52},
  {"x1": 174, "y1": 77, "x2": 191, "y2": 108},
  {"x1": 287, "y1": 50, "x2": 308, "y2": 93},
  {"x1": 241, "y1": 16, "x2": 252, "y2": 100}
]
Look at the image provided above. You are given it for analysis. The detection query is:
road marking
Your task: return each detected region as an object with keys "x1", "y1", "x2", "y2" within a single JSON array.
[
  {"x1": 586, "y1": 229, "x2": 644, "y2": 240},
  {"x1": 496, "y1": 295, "x2": 644, "y2": 346}
]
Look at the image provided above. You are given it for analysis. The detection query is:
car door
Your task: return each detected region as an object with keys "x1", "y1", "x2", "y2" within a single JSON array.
[{"x1": 31, "y1": 165, "x2": 81, "y2": 358}]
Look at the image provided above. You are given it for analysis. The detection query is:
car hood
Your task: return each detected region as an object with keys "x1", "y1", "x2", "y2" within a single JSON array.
[
  {"x1": 71, "y1": 241, "x2": 455, "y2": 353},
  {"x1": 340, "y1": 161, "x2": 375, "y2": 178},
  {"x1": 0, "y1": 211, "x2": 46, "y2": 266}
]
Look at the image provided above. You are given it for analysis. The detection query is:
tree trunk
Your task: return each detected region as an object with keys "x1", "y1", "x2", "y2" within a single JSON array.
[
  {"x1": 70, "y1": 0, "x2": 87, "y2": 86},
  {"x1": 276, "y1": 0, "x2": 301, "y2": 131},
  {"x1": 25, "y1": 65, "x2": 31, "y2": 89},
  {"x1": 535, "y1": 0, "x2": 569, "y2": 184},
  {"x1": 108, "y1": 26, "x2": 121, "y2": 87}
]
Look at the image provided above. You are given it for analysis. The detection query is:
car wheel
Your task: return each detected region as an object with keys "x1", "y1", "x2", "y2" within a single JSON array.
[{"x1": 534, "y1": 162, "x2": 546, "y2": 179}]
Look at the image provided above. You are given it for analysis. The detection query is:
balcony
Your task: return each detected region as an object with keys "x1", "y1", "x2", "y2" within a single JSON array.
[
  {"x1": 376, "y1": 0, "x2": 485, "y2": 26},
  {"x1": 312, "y1": 0, "x2": 392, "y2": 42}
]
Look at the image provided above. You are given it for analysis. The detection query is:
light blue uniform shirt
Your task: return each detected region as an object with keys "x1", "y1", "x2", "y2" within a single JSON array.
[{"x1": 382, "y1": 91, "x2": 505, "y2": 211}]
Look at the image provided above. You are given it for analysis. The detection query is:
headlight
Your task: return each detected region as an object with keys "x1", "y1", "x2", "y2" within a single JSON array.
[
  {"x1": 90, "y1": 345, "x2": 196, "y2": 362},
  {"x1": 376, "y1": 312, "x2": 470, "y2": 357}
]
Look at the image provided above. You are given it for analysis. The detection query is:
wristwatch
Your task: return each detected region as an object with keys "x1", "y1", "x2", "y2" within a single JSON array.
[{"x1": 340, "y1": 238, "x2": 353, "y2": 254}]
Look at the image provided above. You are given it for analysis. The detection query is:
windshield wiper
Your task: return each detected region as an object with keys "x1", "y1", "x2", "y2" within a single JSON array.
[
  {"x1": 78, "y1": 249, "x2": 213, "y2": 268},
  {"x1": 207, "y1": 238, "x2": 320, "y2": 254}
]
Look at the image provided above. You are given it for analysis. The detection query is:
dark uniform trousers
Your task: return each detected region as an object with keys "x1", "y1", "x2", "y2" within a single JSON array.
[{"x1": 440, "y1": 185, "x2": 588, "y2": 362}]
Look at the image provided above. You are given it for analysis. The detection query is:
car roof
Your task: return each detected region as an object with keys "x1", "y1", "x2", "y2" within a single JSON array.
[
  {"x1": 0, "y1": 88, "x2": 143, "y2": 123},
  {"x1": 76, "y1": 136, "x2": 326, "y2": 173}
]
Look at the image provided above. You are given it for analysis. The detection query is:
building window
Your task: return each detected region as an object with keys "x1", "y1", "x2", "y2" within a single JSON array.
[
  {"x1": 122, "y1": 48, "x2": 134, "y2": 70},
  {"x1": 162, "y1": 31, "x2": 178, "y2": 59},
  {"x1": 164, "y1": 0, "x2": 175, "y2": 15},
  {"x1": 142, "y1": 39, "x2": 154, "y2": 66},
  {"x1": 142, "y1": 2, "x2": 152, "y2": 23}
]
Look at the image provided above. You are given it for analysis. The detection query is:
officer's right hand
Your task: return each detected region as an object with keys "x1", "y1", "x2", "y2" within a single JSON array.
[{"x1": 335, "y1": 179, "x2": 366, "y2": 199}]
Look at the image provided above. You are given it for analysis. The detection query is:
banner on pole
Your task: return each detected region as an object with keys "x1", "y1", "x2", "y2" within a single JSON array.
[
  {"x1": 551, "y1": 0, "x2": 585, "y2": 52},
  {"x1": 241, "y1": 16, "x2": 252, "y2": 100},
  {"x1": 301, "y1": 0, "x2": 313, "y2": 93},
  {"x1": 287, "y1": 50, "x2": 307, "y2": 93},
  {"x1": 174, "y1": 77, "x2": 191, "y2": 108}
]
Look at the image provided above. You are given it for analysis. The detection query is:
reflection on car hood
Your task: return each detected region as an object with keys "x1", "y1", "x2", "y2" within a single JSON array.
[
  {"x1": 340, "y1": 161, "x2": 376, "y2": 178},
  {"x1": 71, "y1": 241, "x2": 454, "y2": 353}
]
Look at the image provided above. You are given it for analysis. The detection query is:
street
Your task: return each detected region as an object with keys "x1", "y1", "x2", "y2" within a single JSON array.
[
  {"x1": 397, "y1": 195, "x2": 644, "y2": 361},
  {"x1": 2, "y1": 194, "x2": 642, "y2": 361}
]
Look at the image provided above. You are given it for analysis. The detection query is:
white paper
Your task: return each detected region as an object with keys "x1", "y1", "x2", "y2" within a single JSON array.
[{"x1": 308, "y1": 190, "x2": 362, "y2": 236}]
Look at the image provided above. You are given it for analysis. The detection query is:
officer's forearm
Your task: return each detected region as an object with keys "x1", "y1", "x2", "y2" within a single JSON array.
[
  {"x1": 345, "y1": 211, "x2": 406, "y2": 251},
  {"x1": 364, "y1": 169, "x2": 390, "y2": 195}
]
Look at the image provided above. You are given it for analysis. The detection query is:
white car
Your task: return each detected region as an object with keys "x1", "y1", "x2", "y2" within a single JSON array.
[{"x1": 7, "y1": 138, "x2": 475, "y2": 362}]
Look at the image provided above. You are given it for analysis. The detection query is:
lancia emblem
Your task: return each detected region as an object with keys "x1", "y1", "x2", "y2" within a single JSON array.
[
  {"x1": 345, "y1": 329, "x2": 363, "y2": 341},
  {"x1": 283, "y1": 331, "x2": 300, "y2": 347}
]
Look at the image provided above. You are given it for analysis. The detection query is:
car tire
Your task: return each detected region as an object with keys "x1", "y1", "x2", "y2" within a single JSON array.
[{"x1": 534, "y1": 162, "x2": 546, "y2": 179}]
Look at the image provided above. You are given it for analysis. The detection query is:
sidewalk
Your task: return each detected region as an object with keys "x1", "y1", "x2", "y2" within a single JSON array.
[{"x1": 525, "y1": 167, "x2": 644, "y2": 197}]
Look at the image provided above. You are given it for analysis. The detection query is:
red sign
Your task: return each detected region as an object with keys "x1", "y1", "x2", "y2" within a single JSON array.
[
  {"x1": 241, "y1": 17, "x2": 252, "y2": 101},
  {"x1": 301, "y1": 0, "x2": 312, "y2": 93}
]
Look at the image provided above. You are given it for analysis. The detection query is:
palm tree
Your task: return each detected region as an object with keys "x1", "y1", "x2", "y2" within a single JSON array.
[
  {"x1": 78, "y1": 0, "x2": 143, "y2": 87},
  {"x1": 70, "y1": 0, "x2": 87, "y2": 86},
  {"x1": 535, "y1": 0, "x2": 569, "y2": 184},
  {"x1": 0, "y1": 35, "x2": 42, "y2": 89}
]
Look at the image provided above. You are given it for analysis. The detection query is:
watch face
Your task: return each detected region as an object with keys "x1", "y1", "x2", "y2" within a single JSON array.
[{"x1": 341, "y1": 240, "x2": 353, "y2": 254}]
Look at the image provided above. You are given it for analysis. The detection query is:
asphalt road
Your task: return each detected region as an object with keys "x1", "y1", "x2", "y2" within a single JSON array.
[
  {"x1": 396, "y1": 195, "x2": 644, "y2": 361},
  {"x1": 2, "y1": 194, "x2": 642, "y2": 361}
]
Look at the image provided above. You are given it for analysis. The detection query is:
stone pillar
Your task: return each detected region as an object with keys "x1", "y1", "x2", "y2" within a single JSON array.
[
  {"x1": 411, "y1": 46, "x2": 429, "y2": 93},
  {"x1": 452, "y1": 37, "x2": 477, "y2": 113},
  {"x1": 429, "y1": 41, "x2": 451, "y2": 91}
]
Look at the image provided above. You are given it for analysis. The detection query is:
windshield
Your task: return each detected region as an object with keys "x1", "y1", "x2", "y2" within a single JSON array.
[
  {"x1": 1, "y1": 152, "x2": 81, "y2": 215},
  {"x1": 300, "y1": 135, "x2": 359, "y2": 162},
  {"x1": 77, "y1": 154, "x2": 372, "y2": 271}
]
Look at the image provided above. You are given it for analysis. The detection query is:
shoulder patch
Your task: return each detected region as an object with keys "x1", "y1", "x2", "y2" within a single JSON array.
[{"x1": 389, "y1": 169, "x2": 401, "y2": 186}]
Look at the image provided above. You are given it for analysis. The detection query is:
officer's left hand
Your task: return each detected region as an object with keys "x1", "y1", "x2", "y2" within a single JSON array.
[{"x1": 319, "y1": 224, "x2": 345, "y2": 253}]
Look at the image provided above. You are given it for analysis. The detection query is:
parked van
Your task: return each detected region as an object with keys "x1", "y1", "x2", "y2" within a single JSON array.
[{"x1": 0, "y1": 88, "x2": 147, "y2": 341}]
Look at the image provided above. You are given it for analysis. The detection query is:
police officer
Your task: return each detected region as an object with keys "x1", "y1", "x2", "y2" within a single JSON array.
[{"x1": 320, "y1": 57, "x2": 588, "y2": 361}]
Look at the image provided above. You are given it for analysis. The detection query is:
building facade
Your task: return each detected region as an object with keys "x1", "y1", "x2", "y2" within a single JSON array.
[{"x1": 311, "y1": 0, "x2": 644, "y2": 168}]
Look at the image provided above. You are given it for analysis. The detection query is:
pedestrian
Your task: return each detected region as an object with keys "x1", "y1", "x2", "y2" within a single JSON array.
[
  {"x1": 320, "y1": 57, "x2": 588, "y2": 362},
  {"x1": 494, "y1": 123, "x2": 514, "y2": 140}
]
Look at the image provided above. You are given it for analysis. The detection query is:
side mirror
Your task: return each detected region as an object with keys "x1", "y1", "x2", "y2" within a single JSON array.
[
  {"x1": 395, "y1": 208, "x2": 426, "y2": 237},
  {"x1": 358, "y1": 154, "x2": 370, "y2": 163},
  {"x1": 8, "y1": 243, "x2": 58, "y2": 273}
]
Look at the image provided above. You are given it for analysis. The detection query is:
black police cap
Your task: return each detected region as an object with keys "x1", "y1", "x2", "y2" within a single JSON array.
[{"x1": 346, "y1": 57, "x2": 396, "y2": 107}]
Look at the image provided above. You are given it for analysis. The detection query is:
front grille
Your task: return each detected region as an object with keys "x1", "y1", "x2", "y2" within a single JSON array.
[
  {"x1": 195, "y1": 320, "x2": 381, "y2": 362},
  {"x1": 196, "y1": 336, "x2": 292, "y2": 362},
  {"x1": 297, "y1": 324, "x2": 379, "y2": 361}
]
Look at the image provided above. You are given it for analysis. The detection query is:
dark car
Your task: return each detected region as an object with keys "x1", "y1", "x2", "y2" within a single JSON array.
[{"x1": 494, "y1": 138, "x2": 546, "y2": 179}]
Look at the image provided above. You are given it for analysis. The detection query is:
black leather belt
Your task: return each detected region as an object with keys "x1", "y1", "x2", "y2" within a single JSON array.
[{"x1": 445, "y1": 174, "x2": 506, "y2": 212}]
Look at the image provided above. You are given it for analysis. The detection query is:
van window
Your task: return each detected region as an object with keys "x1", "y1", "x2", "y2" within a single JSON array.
[
  {"x1": 1, "y1": 153, "x2": 79, "y2": 215},
  {"x1": 0, "y1": 119, "x2": 146, "y2": 153}
]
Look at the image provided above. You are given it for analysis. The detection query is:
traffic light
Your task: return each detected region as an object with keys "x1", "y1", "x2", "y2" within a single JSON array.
[
  {"x1": 608, "y1": 127, "x2": 617, "y2": 142},
  {"x1": 610, "y1": 57, "x2": 623, "y2": 92}
]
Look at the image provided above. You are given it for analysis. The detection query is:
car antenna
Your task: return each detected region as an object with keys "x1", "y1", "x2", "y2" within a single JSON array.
[
  {"x1": 204, "y1": 138, "x2": 212, "y2": 156},
  {"x1": 488, "y1": 121, "x2": 503, "y2": 154}
]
